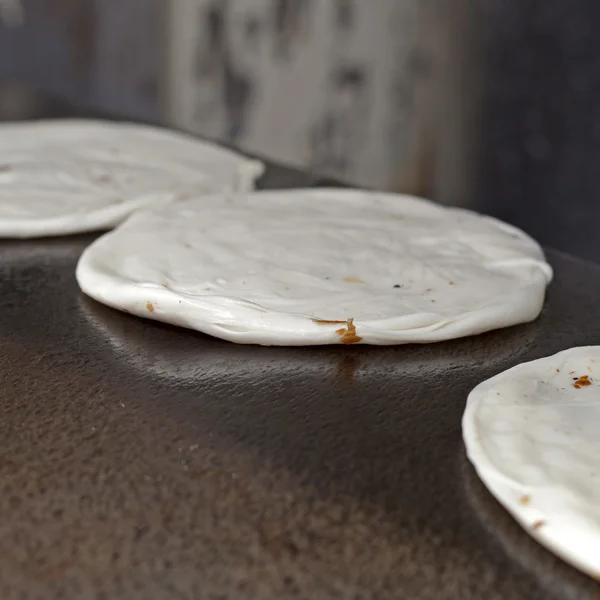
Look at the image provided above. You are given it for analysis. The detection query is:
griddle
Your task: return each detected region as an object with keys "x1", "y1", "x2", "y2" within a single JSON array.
[{"x1": 1, "y1": 107, "x2": 600, "y2": 600}]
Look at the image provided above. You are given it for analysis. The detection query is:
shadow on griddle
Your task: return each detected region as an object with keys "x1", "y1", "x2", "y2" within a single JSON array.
[
  {"x1": 0, "y1": 233, "x2": 102, "y2": 253},
  {"x1": 73, "y1": 250, "x2": 600, "y2": 566},
  {"x1": 80, "y1": 292, "x2": 541, "y2": 385},
  {"x1": 78, "y1": 289, "x2": 544, "y2": 516}
]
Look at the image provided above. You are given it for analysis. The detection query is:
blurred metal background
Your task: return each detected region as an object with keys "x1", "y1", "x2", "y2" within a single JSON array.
[
  {"x1": 472, "y1": 0, "x2": 600, "y2": 263},
  {"x1": 2, "y1": 0, "x2": 600, "y2": 261}
]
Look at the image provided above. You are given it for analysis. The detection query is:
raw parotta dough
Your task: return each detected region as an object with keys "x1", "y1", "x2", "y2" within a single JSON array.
[
  {"x1": 463, "y1": 347, "x2": 600, "y2": 579},
  {"x1": 0, "y1": 119, "x2": 264, "y2": 237},
  {"x1": 76, "y1": 188, "x2": 552, "y2": 346}
]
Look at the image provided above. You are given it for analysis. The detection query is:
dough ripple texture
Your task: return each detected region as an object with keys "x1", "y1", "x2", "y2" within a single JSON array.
[
  {"x1": 0, "y1": 119, "x2": 264, "y2": 237},
  {"x1": 76, "y1": 188, "x2": 552, "y2": 346}
]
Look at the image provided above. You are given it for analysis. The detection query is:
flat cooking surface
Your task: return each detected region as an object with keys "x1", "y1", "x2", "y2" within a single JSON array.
[
  {"x1": 0, "y1": 96, "x2": 599, "y2": 597},
  {"x1": 2, "y1": 238, "x2": 600, "y2": 600}
]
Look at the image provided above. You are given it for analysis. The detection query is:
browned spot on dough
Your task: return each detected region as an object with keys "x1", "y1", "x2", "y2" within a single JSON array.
[
  {"x1": 0, "y1": 165, "x2": 11, "y2": 173},
  {"x1": 532, "y1": 520, "x2": 546, "y2": 531},
  {"x1": 343, "y1": 276, "x2": 364, "y2": 284},
  {"x1": 162, "y1": 283, "x2": 169, "y2": 289},
  {"x1": 146, "y1": 302, "x2": 155, "y2": 313},
  {"x1": 312, "y1": 318, "x2": 347, "y2": 325},
  {"x1": 425, "y1": 288, "x2": 433, "y2": 292},
  {"x1": 573, "y1": 375, "x2": 592, "y2": 389},
  {"x1": 335, "y1": 318, "x2": 362, "y2": 345},
  {"x1": 519, "y1": 495, "x2": 530, "y2": 506},
  {"x1": 449, "y1": 281, "x2": 455, "y2": 286},
  {"x1": 556, "y1": 369, "x2": 560, "y2": 372}
]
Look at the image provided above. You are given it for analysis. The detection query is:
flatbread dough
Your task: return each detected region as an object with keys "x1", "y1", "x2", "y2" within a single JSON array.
[
  {"x1": 0, "y1": 119, "x2": 264, "y2": 237},
  {"x1": 463, "y1": 347, "x2": 600, "y2": 579},
  {"x1": 76, "y1": 188, "x2": 552, "y2": 346}
]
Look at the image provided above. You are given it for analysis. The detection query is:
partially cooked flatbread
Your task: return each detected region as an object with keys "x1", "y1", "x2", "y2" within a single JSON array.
[
  {"x1": 0, "y1": 119, "x2": 263, "y2": 237},
  {"x1": 76, "y1": 188, "x2": 552, "y2": 346},
  {"x1": 463, "y1": 346, "x2": 600, "y2": 579}
]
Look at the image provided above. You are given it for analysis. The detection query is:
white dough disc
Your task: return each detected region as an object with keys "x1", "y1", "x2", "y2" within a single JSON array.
[
  {"x1": 76, "y1": 188, "x2": 552, "y2": 346},
  {"x1": 0, "y1": 119, "x2": 264, "y2": 237},
  {"x1": 463, "y1": 347, "x2": 600, "y2": 579}
]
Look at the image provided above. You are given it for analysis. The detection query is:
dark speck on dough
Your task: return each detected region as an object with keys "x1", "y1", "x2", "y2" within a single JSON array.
[
  {"x1": 393, "y1": 284, "x2": 402, "y2": 289},
  {"x1": 573, "y1": 374, "x2": 592, "y2": 389}
]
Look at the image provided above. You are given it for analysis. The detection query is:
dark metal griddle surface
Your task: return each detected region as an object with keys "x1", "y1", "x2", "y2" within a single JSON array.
[
  {"x1": 1, "y1": 98, "x2": 600, "y2": 598},
  {"x1": 2, "y1": 224, "x2": 600, "y2": 600}
]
